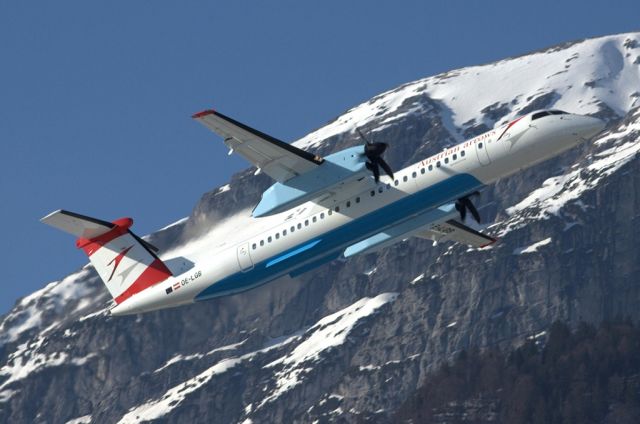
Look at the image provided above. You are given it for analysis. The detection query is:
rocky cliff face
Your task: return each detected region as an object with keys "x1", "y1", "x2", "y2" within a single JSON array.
[{"x1": 1, "y1": 32, "x2": 639, "y2": 423}]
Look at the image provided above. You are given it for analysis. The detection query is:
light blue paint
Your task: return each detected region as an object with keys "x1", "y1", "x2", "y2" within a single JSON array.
[
  {"x1": 266, "y1": 239, "x2": 322, "y2": 267},
  {"x1": 253, "y1": 146, "x2": 367, "y2": 217},
  {"x1": 343, "y1": 203, "x2": 457, "y2": 257}
]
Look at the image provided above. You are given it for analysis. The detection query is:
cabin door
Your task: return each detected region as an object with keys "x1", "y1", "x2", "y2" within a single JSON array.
[
  {"x1": 236, "y1": 243, "x2": 254, "y2": 272},
  {"x1": 475, "y1": 139, "x2": 491, "y2": 166}
]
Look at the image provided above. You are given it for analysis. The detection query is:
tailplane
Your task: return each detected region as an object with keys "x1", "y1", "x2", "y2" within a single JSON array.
[{"x1": 41, "y1": 210, "x2": 173, "y2": 304}]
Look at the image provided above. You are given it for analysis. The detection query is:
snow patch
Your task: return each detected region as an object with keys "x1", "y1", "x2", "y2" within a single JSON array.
[
  {"x1": 409, "y1": 273, "x2": 425, "y2": 284},
  {"x1": 118, "y1": 334, "x2": 298, "y2": 423},
  {"x1": 259, "y1": 293, "x2": 398, "y2": 407},
  {"x1": 216, "y1": 184, "x2": 231, "y2": 195},
  {"x1": 0, "y1": 346, "x2": 96, "y2": 399},
  {"x1": 513, "y1": 238, "x2": 552, "y2": 254},
  {"x1": 157, "y1": 216, "x2": 188, "y2": 231},
  {"x1": 0, "y1": 269, "x2": 94, "y2": 345},
  {"x1": 118, "y1": 357, "x2": 242, "y2": 423},
  {"x1": 65, "y1": 415, "x2": 92, "y2": 424},
  {"x1": 153, "y1": 339, "x2": 247, "y2": 373}
]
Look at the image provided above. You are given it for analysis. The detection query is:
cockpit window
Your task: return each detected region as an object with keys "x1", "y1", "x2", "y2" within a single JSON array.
[
  {"x1": 533, "y1": 110, "x2": 568, "y2": 120},
  {"x1": 531, "y1": 111, "x2": 551, "y2": 120}
]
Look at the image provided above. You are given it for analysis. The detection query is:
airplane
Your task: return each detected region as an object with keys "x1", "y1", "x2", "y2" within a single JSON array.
[{"x1": 41, "y1": 108, "x2": 605, "y2": 315}]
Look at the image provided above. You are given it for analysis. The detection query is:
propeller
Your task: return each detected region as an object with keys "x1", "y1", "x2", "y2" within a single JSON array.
[
  {"x1": 455, "y1": 191, "x2": 481, "y2": 224},
  {"x1": 357, "y1": 128, "x2": 394, "y2": 183}
]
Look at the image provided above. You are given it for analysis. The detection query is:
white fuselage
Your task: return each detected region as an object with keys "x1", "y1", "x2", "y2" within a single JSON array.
[{"x1": 111, "y1": 111, "x2": 604, "y2": 315}]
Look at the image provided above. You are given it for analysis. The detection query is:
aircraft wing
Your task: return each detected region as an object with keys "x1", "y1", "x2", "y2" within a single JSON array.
[
  {"x1": 415, "y1": 219, "x2": 497, "y2": 248},
  {"x1": 192, "y1": 110, "x2": 324, "y2": 183}
]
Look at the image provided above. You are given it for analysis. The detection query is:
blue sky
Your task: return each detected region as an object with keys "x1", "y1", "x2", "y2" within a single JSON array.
[{"x1": 0, "y1": 1, "x2": 638, "y2": 315}]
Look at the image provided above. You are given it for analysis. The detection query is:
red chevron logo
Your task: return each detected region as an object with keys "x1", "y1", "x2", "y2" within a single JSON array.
[{"x1": 107, "y1": 245, "x2": 134, "y2": 282}]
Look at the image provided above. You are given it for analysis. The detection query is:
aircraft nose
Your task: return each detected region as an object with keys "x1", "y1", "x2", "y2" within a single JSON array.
[{"x1": 576, "y1": 116, "x2": 606, "y2": 139}]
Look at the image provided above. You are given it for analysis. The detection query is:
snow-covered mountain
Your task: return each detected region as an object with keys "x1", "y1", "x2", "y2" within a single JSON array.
[{"x1": 1, "y1": 32, "x2": 640, "y2": 423}]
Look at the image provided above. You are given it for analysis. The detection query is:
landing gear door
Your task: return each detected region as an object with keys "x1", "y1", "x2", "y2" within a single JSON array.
[
  {"x1": 475, "y1": 140, "x2": 491, "y2": 166},
  {"x1": 237, "y1": 243, "x2": 254, "y2": 272}
]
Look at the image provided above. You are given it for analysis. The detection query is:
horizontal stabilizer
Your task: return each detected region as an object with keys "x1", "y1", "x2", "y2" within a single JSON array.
[{"x1": 41, "y1": 209, "x2": 115, "y2": 239}]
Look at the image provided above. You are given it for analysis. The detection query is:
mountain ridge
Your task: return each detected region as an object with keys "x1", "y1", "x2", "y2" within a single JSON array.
[{"x1": 1, "y1": 31, "x2": 640, "y2": 423}]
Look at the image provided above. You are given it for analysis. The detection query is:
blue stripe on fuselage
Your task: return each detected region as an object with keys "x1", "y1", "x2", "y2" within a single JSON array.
[
  {"x1": 195, "y1": 173, "x2": 483, "y2": 301},
  {"x1": 266, "y1": 239, "x2": 322, "y2": 267}
]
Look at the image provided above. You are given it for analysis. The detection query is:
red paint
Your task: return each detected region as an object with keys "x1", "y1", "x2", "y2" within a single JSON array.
[
  {"x1": 107, "y1": 245, "x2": 134, "y2": 282},
  {"x1": 114, "y1": 258, "x2": 173, "y2": 304},
  {"x1": 192, "y1": 109, "x2": 216, "y2": 119},
  {"x1": 75, "y1": 217, "x2": 134, "y2": 256},
  {"x1": 497, "y1": 116, "x2": 524, "y2": 140},
  {"x1": 480, "y1": 238, "x2": 499, "y2": 248}
]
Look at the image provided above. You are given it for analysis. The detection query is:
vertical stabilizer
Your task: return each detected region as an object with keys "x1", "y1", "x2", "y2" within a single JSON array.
[{"x1": 41, "y1": 210, "x2": 173, "y2": 304}]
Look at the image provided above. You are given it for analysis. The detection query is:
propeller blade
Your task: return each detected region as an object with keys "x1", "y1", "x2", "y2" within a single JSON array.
[
  {"x1": 369, "y1": 162, "x2": 381, "y2": 183},
  {"x1": 463, "y1": 197, "x2": 481, "y2": 223},
  {"x1": 357, "y1": 128, "x2": 371, "y2": 145},
  {"x1": 358, "y1": 129, "x2": 393, "y2": 183},
  {"x1": 460, "y1": 196, "x2": 480, "y2": 224},
  {"x1": 377, "y1": 157, "x2": 394, "y2": 180},
  {"x1": 455, "y1": 193, "x2": 482, "y2": 223},
  {"x1": 455, "y1": 200, "x2": 467, "y2": 222}
]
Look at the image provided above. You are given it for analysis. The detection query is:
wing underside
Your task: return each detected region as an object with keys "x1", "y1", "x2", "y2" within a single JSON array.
[{"x1": 416, "y1": 219, "x2": 497, "y2": 248}]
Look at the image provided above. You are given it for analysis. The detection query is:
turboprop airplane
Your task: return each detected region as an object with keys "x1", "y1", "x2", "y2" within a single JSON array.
[{"x1": 42, "y1": 108, "x2": 604, "y2": 315}]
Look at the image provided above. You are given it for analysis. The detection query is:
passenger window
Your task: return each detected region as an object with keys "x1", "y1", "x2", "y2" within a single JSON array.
[
  {"x1": 378, "y1": 186, "x2": 383, "y2": 193},
  {"x1": 268, "y1": 236, "x2": 272, "y2": 243},
  {"x1": 436, "y1": 161, "x2": 441, "y2": 167},
  {"x1": 453, "y1": 154, "x2": 457, "y2": 160},
  {"x1": 370, "y1": 190, "x2": 375, "y2": 197},
  {"x1": 312, "y1": 216, "x2": 317, "y2": 223},
  {"x1": 420, "y1": 168, "x2": 425, "y2": 175},
  {"x1": 403, "y1": 176, "x2": 408, "y2": 182},
  {"x1": 328, "y1": 209, "x2": 333, "y2": 216},
  {"x1": 291, "y1": 226, "x2": 295, "y2": 232},
  {"x1": 283, "y1": 229, "x2": 287, "y2": 236},
  {"x1": 260, "y1": 240, "x2": 264, "y2": 246},
  {"x1": 428, "y1": 164, "x2": 433, "y2": 171},
  {"x1": 478, "y1": 142, "x2": 483, "y2": 149},
  {"x1": 461, "y1": 150, "x2": 465, "y2": 157},
  {"x1": 275, "y1": 233, "x2": 280, "y2": 240},
  {"x1": 394, "y1": 180, "x2": 399, "y2": 186},
  {"x1": 335, "y1": 206, "x2": 340, "y2": 212},
  {"x1": 445, "y1": 157, "x2": 449, "y2": 164},
  {"x1": 346, "y1": 201, "x2": 351, "y2": 208},
  {"x1": 356, "y1": 197, "x2": 360, "y2": 203},
  {"x1": 297, "y1": 223, "x2": 302, "y2": 229},
  {"x1": 320, "y1": 212, "x2": 325, "y2": 219},
  {"x1": 305, "y1": 220, "x2": 309, "y2": 226},
  {"x1": 252, "y1": 243, "x2": 257, "y2": 250},
  {"x1": 412, "y1": 171, "x2": 417, "y2": 178}
]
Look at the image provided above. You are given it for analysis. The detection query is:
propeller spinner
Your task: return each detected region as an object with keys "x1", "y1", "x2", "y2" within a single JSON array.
[{"x1": 357, "y1": 129, "x2": 394, "y2": 183}]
